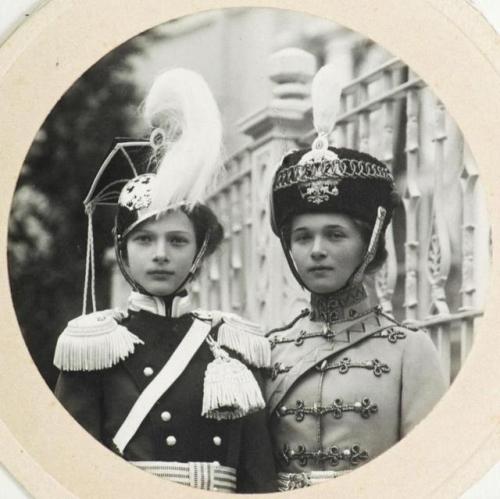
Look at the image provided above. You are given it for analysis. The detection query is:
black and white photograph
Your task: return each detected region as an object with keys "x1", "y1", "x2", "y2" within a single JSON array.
[{"x1": 2, "y1": 2, "x2": 500, "y2": 497}]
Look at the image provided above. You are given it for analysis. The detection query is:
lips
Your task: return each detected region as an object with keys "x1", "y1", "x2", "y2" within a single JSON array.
[
  {"x1": 308, "y1": 266, "x2": 334, "y2": 273},
  {"x1": 147, "y1": 269, "x2": 174, "y2": 277}
]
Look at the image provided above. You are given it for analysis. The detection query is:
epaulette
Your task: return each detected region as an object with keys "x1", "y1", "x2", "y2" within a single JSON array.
[
  {"x1": 53, "y1": 310, "x2": 144, "y2": 372},
  {"x1": 375, "y1": 306, "x2": 422, "y2": 332},
  {"x1": 266, "y1": 308, "x2": 310, "y2": 337},
  {"x1": 192, "y1": 309, "x2": 271, "y2": 369}
]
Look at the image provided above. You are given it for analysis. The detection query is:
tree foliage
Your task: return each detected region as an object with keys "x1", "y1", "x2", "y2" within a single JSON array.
[{"x1": 8, "y1": 30, "x2": 164, "y2": 388}]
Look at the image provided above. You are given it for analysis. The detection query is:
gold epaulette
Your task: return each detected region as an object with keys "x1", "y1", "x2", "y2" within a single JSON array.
[
  {"x1": 53, "y1": 310, "x2": 144, "y2": 371},
  {"x1": 192, "y1": 310, "x2": 271, "y2": 369}
]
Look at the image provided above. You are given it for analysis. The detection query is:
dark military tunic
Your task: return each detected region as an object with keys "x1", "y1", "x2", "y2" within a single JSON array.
[
  {"x1": 55, "y1": 306, "x2": 276, "y2": 493},
  {"x1": 265, "y1": 286, "x2": 447, "y2": 490}
]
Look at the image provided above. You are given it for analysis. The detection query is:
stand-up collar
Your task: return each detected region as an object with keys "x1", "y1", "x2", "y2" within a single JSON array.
[
  {"x1": 309, "y1": 282, "x2": 371, "y2": 324},
  {"x1": 127, "y1": 290, "x2": 194, "y2": 318}
]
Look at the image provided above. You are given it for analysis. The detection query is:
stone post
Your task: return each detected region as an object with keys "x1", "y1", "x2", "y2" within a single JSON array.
[{"x1": 237, "y1": 48, "x2": 316, "y2": 327}]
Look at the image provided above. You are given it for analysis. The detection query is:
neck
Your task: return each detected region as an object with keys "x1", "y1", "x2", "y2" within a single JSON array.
[
  {"x1": 309, "y1": 281, "x2": 370, "y2": 324},
  {"x1": 128, "y1": 290, "x2": 191, "y2": 318}
]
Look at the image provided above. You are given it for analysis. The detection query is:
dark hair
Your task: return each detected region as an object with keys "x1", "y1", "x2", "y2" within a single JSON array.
[
  {"x1": 281, "y1": 213, "x2": 387, "y2": 275},
  {"x1": 183, "y1": 203, "x2": 224, "y2": 258}
]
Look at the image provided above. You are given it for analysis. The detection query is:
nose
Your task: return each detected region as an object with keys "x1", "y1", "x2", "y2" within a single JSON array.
[
  {"x1": 153, "y1": 239, "x2": 169, "y2": 262},
  {"x1": 310, "y1": 235, "x2": 326, "y2": 260}
]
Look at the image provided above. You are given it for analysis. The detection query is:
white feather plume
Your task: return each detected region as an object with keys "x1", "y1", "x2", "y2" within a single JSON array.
[
  {"x1": 311, "y1": 64, "x2": 342, "y2": 138},
  {"x1": 143, "y1": 68, "x2": 223, "y2": 210}
]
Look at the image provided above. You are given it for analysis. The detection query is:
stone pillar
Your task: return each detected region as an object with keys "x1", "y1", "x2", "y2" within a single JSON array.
[{"x1": 237, "y1": 48, "x2": 316, "y2": 327}]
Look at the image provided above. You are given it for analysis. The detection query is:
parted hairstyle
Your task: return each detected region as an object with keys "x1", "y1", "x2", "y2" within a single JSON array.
[{"x1": 119, "y1": 203, "x2": 224, "y2": 262}]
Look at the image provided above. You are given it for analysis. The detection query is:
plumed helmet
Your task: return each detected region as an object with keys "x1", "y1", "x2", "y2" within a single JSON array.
[
  {"x1": 270, "y1": 145, "x2": 396, "y2": 235},
  {"x1": 83, "y1": 68, "x2": 224, "y2": 297},
  {"x1": 269, "y1": 64, "x2": 399, "y2": 289}
]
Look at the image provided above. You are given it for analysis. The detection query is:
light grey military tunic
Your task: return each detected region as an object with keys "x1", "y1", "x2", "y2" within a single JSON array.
[{"x1": 265, "y1": 289, "x2": 447, "y2": 489}]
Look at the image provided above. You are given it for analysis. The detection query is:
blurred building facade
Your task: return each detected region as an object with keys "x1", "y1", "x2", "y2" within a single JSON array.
[{"x1": 107, "y1": 8, "x2": 490, "y2": 383}]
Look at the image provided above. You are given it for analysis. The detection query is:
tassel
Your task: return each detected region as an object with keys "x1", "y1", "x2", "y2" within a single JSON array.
[
  {"x1": 217, "y1": 317, "x2": 271, "y2": 368},
  {"x1": 54, "y1": 311, "x2": 144, "y2": 371},
  {"x1": 202, "y1": 337, "x2": 265, "y2": 420}
]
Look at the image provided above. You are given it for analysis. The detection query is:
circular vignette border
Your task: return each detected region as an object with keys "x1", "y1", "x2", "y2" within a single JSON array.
[{"x1": 1, "y1": 1, "x2": 500, "y2": 498}]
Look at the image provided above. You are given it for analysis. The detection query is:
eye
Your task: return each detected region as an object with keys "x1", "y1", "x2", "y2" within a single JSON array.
[
  {"x1": 169, "y1": 235, "x2": 190, "y2": 246},
  {"x1": 325, "y1": 229, "x2": 346, "y2": 240},
  {"x1": 292, "y1": 232, "x2": 312, "y2": 243},
  {"x1": 133, "y1": 234, "x2": 152, "y2": 244}
]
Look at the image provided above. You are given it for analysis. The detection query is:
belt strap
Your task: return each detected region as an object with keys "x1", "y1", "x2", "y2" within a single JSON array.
[
  {"x1": 113, "y1": 319, "x2": 211, "y2": 453},
  {"x1": 277, "y1": 470, "x2": 350, "y2": 491},
  {"x1": 130, "y1": 461, "x2": 237, "y2": 492}
]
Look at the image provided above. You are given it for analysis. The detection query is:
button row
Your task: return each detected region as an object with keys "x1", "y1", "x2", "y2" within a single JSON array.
[
  {"x1": 142, "y1": 366, "x2": 222, "y2": 449},
  {"x1": 164, "y1": 435, "x2": 223, "y2": 447}
]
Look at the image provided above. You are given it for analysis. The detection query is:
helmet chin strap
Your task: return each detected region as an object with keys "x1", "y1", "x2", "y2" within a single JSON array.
[
  {"x1": 279, "y1": 206, "x2": 387, "y2": 296},
  {"x1": 350, "y1": 206, "x2": 386, "y2": 286},
  {"x1": 114, "y1": 226, "x2": 211, "y2": 299}
]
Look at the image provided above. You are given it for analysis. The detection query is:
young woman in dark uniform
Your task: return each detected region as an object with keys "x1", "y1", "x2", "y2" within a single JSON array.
[{"x1": 54, "y1": 68, "x2": 275, "y2": 493}]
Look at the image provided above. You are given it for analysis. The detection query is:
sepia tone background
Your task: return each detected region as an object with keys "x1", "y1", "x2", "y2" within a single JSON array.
[{"x1": 2, "y1": 0, "x2": 500, "y2": 499}]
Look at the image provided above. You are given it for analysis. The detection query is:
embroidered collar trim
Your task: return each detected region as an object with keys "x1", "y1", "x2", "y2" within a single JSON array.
[{"x1": 309, "y1": 283, "x2": 370, "y2": 324}]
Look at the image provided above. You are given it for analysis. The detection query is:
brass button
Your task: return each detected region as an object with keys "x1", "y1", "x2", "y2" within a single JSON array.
[
  {"x1": 166, "y1": 435, "x2": 176, "y2": 446},
  {"x1": 213, "y1": 436, "x2": 222, "y2": 446},
  {"x1": 161, "y1": 411, "x2": 172, "y2": 422},
  {"x1": 143, "y1": 366, "x2": 154, "y2": 377}
]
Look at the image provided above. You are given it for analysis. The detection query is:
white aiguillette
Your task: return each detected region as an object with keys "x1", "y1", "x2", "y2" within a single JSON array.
[{"x1": 53, "y1": 310, "x2": 144, "y2": 371}]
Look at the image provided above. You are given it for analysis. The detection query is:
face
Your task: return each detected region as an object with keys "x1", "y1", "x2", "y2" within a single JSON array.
[
  {"x1": 124, "y1": 210, "x2": 197, "y2": 296},
  {"x1": 290, "y1": 213, "x2": 366, "y2": 294}
]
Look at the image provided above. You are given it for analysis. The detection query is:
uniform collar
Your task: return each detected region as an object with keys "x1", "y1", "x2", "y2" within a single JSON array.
[
  {"x1": 127, "y1": 290, "x2": 195, "y2": 318},
  {"x1": 309, "y1": 282, "x2": 370, "y2": 324}
]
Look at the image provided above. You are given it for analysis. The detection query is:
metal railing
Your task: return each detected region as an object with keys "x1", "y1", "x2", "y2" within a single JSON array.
[{"x1": 190, "y1": 49, "x2": 488, "y2": 383}]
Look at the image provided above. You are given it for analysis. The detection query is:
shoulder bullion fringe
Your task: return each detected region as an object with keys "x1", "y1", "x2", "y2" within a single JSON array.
[
  {"x1": 53, "y1": 311, "x2": 144, "y2": 371},
  {"x1": 192, "y1": 309, "x2": 271, "y2": 368},
  {"x1": 217, "y1": 315, "x2": 271, "y2": 368},
  {"x1": 202, "y1": 336, "x2": 265, "y2": 420}
]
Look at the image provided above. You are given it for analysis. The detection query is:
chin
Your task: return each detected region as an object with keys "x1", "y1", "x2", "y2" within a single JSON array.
[
  {"x1": 306, "y1": 280, "x2": 345, "y2": 295},
  {"x1": 311, "y1": 286, "x2": 342, "y2": 295},
  {"x1": 143, "y1": 284, "x2": 176, "y2": 296}
]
